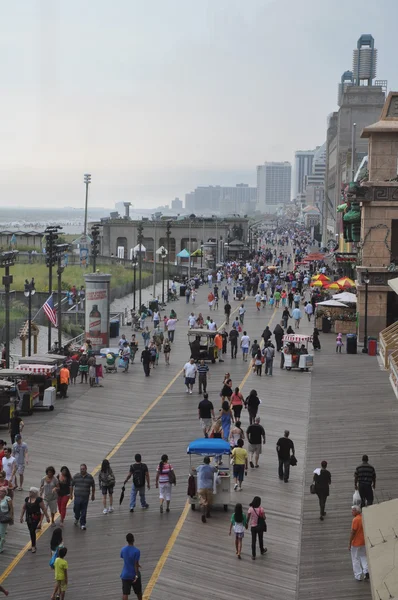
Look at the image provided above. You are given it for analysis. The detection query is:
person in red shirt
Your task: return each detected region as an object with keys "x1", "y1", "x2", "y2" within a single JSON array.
[
  {"x1": 348, "y1": 505, "x2": 369, "y2": 581},
  {"x1": 0, "y1": 440, "x2": 6, "y2": 465}
]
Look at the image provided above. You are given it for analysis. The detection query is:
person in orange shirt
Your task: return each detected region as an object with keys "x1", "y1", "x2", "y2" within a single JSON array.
[
  {"x1": 59, "y1": 364, "x2": 70, "y2": 399},
  {"x1": 214, "y1": 333, "x2": 224, "y2": 363},
  {"x1": 207, "y1": 292, "x2": 215, "y2": 311},
  {"x1": 348, "y1": 505, "x2": 369, "y2": 581}
]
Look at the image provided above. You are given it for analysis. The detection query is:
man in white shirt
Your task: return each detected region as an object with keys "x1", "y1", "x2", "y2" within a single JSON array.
[
  {"x1": 240, "y1": 331, "x2": 250, "y2": 362},
  {"x1": 183, "y1": 358, "x2": 198, "y2": 394},
  {"x1": 207, "y1": 274, "x2": 213, "y2": 288},
  {"x1": 118, "y1": 334, "x2": 127, "y2": 349},
  {"x1": 2, "y1": 447, "x2": 16, "y2": 485},
  {"x1": 188, "y1": 313, "x2": 197, "y2": 329},
  {"x1": 167, "y1": 318, "x2": 178, "y2": 343},
  {"x1": 238, "y1": 304, "x2": 246, "y2": 324},
  {"x1": 304, "y1": 302, "x2": 313, "y2": 322},
  {"x1": 207, "y1": 319, "x2": 217, "y2": 332}
]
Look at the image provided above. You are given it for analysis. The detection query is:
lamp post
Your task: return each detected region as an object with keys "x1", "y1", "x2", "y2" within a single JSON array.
[
  {"x1": 200, "y1": 239, "x2": 203, "y2": 277},
  {"x1": 137, "y1": 222, "x2": 144, "y2": 309},
  {"x1": 24, "y1": 278, "x2": 35, "y2": 356},
  {"x1": 55, "y1": 244, "x2": 69, "y2": 349},
  {"x1": 362, "y1": 269, "x2": 370, "y2": 354},
  {"x1": 166, "y1": 221, "x2": 171, "y2": 297},
  {"x1": 0, "y1": 251, "x2": 18, "y2": 368},
  {"x1": 132, "y1": 254, "x2": 138, "y2": 312},
  {"x1": 83, "y1": 173, "x2": 91, "y2": 236},
  {"x1": 45, "y1": 225, "x2": 63, "y2": 351},
  {"x1": 91, "y1": 224, "x2": 100, "y2": 273},
  {"x1": 160, "y1": 248, "x2": 167, "y2": 305}
]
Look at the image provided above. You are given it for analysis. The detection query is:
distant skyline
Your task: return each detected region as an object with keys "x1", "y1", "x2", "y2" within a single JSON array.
[{"x1": 1, "y1": 0, "x2": 397, "y2": 209}]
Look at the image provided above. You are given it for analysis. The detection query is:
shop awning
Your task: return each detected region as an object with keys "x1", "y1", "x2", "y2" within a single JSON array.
[
  {"x1": 177, "y1": 249, "x2": 190, "y2": 258},
  {"x1": 316, "y1": 300, "x2": 348, "y2": 307},
  {"x1": 332, "y1": 292, "x2": 357, "y2": 303},
  {"x1": 16, "y1": 364, "x2": 56, "y2": 375}
]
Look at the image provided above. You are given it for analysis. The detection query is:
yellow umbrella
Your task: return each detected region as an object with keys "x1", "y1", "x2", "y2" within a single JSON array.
[
  {"x1": 336, "y1": 277, "x2": 356, "y2": 288},
  {"x1": 324, "y1": 282, "x2": 341, "y2": 290},
  {"x1": 310, "y1": 280, "x2": 324, "y2": 287},
  {"x1": 311, "y1": 274, "x2": 331, "y2": 282}
]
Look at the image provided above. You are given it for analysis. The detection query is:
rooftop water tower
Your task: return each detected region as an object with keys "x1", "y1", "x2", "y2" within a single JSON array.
[{"x1": 352, "y1": 34, "x2": 377, "y2": 86}]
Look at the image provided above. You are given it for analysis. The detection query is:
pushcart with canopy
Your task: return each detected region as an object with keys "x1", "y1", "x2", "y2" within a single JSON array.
[
  {"x1": 187, "y1": 438, "x2": 231, "y2": 511},
  {"x1": 281, "y1": 334, "x2": 314, "y2": 371},
  {"x1": 14, "y1": 364, "x2": 57, "y2": 411}
]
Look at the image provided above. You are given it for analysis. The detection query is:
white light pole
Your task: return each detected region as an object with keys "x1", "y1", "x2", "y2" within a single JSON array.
[{"x1": 83, "y1": 173, "x2": 91, "y2": 236}]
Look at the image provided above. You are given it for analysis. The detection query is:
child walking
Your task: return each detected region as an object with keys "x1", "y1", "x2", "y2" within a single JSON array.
[
  {"x1": 336, "y1": 333, "x2": 344, "y2": 353},
  {"x1": 229, "y1": 503, "x2": 247, "y2": 559},
  {"x1": 51, "y1": 546, "x2": 68, "y2": 600}
]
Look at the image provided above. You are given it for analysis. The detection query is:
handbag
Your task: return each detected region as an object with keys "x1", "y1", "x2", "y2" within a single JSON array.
[
  {"x1": 168, "y1": 470, "x2": 176, "y2": 485},
  {"x1": 310, "y1": 483, "x2": 316, "y2": 494},
  {"x1": 290, "y1": 455, "x2": 297, "y2": 467},
  {"x1": 253, "y1": 508, "x2": 267, "y2": 532},
  {"x1": 0, "y1": 513, "x2": 12, "y2": 524}
]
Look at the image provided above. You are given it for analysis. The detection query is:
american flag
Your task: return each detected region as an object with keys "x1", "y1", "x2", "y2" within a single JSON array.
[{"x1": 43, "y1": 294, "x2": 58, "y2": 327}]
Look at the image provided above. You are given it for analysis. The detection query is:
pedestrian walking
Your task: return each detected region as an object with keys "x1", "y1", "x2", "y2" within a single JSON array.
[
  {"x1": 51, "y1": 546, "x2": 68, "y2": 600},
  {"x1": 50, "y1": 526, "x2": 63, "y2": 559},
  {"x1": 264, "y1": 343, "x2": 275, "y2": 376},
  {"x1": 69, "y1": 357, "x2": 79, "y2": 384},
  {"x1": 20, "y1": 487, "x2": 50, "y2": 553},
  {"x1": 79, "y1": 353, "x2": 89, "y2": 384},
  {"x1": 247, "y1": 496, "x2": 267, "y2": 560},
  {"x1": 229, "y1": 503, "x2": 247, "y2": 559},
  {"x1": 8, "y1": 410, "x2": 24, "y2": 445},
  {"x1": 224, "y1": 301, "x2": 232, "y2": 325},
  {"x1": 71, "y1": 464, "x2": 95, "y2": 530},
  {"x1": 124, "y1": 454, "x2": 150, "y2": 513},
  {"x1": 163, "y1": 338, "x2": 171, "y2": 365},
  {"x1": 230, "y1": 421, "x2": 244, "y2": 449},
  {"x1": 220, "y1": 401, "x2": 233, "y2": 442},
  {"x1": 240, "y1": 331, "x2": 250, "y2": 361},
  {"x1": 238, "y1": 304, "x2": 246, "y2": 324},
  {"x1": 220, "y1": 378, "x2": 233, "y2": 404},
  {"x1": 198, "y1": 393, "x2": 215, "y2": 437},
  {"x1": 313, "y1": 327, "x2": 321, "y2": 350},
  {"x1": 231, "y1": 439, "x2": 248, "y2": 491},
  {"x1": 56, "y1": 466, "x2": 72, "y2": 527},
  {"x1": 245, "y1": 390, "x2": 261, "y2": 425},
  {"x1": 141, "y1": 347, "x2": 151, "y2": 377},
  {"x1": 336, "y1": 333, "x2": 344, "y2": 353},
  {"x1": 304, "y1": 301, "x2": 313, "y2": 322},
  {"x1": 99, "y1": 459, "x2": 115, "y2": 514},
  {"x1": 183, "y1": 358, "x2": 197, "y2": 394},
  {"x1": 229, "y1": 326, "x2": 239, "y2": 359},
  {"x1": 156, "y1": 455, "x2": 176, "y2": 513},
  {"x1": 166, "y1": 317, "x2": 178, "y2": 342},
  {"x1": 221, "y1": 328, "x2": 228, "y2": 354},
  {"x1": 12, "y1": 434, "x2": 28, "y2": 490},
  {"x1": 207, "y1": 291, "x2": 214, "y2": 311},
  {"x1": 282, "y1": 307, "x2": 291, "y2": 329},
  {"x1": 59, "y1": 363, "x2": 70, "y2": 398},
  {"x1": 230, "y1": 387, "x2": 244, "y2": 421},
  {"x1": 120, "y1": 533, "x2": 142, "y2": 600},
  {"x1": 254, "y1": 349, "x2": 263, "y2": 376},
  {"x1": 1, "y1": 448, "x2": 16, "y2": 490},
  {"x1": 276, "y1": 430, "x2": 295, "y2": 483},
  {"x1": 354, "y1": 454, "x2": 376, "y2": 507},
  {"x1": 348, "y1": 506, "x2": 369, "y2": 581},
  {"x1": 0, "y1": 487, "x2": 13, "y2": 554},
  {"x1": 39, "y1": 466, "x2": 59, "y2": 527},
  {"x1": 273, "y1": 322, "x2": 284, "y2": 352},
  {"x1": 292, "y1": 307, "x2": 302, "y2": 329},
  {"x1": 313, "y1": 460, "x2": 331, "y2": 520},
  {"x1": 195, "y1": 456, "x2": 217, "y2": 523},
  {"x1": 246, "y1": 417, "x2": 266, "y2": 468}
]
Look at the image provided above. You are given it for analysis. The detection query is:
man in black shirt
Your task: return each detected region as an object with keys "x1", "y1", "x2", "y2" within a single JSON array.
[
  {"x1": 246, "y1": 417, "x2": 266, "y2": 468},
  {"x1": 224, "y1": 301, "x2": 232, "y2": 325},
  {"x1": 229, "y1": 327, "x2": 239, "y2": 359},
  {"x1": 276, "y1": 430, "x2": 295, "y2": 482},
  {"x1": 198, "y1": 394, "x2": 215, "y2": 438},
  {"x1": 124, "y1": 453, "x2": 150, "y2": 513},
  {"x1": 141, "y1": 348, "x2": 151, "y2": 377},
  {"x1": 354, "y1": 454, "x2": 376, "y2": 507}
]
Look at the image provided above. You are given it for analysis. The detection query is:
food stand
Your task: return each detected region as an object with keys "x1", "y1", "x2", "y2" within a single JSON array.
[
  {"x1": 281, "y1": 334, "x2": 314, "y2": 372},
  {"x1": 187, "y1": 438, "x2": 231, "y2": 511},
  {"x1": 14, "y1": 364, "x2": 57, "y2": 411}
]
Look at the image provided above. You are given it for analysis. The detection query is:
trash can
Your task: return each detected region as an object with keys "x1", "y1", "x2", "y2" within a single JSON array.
[
  {"x1": 110, "y1": 319, "x2": 120, "y2": 339},
  {"x1": 368, "y1": 337, "x2": 378, "y2": 356},
  {"x1": 180, "y1": 285, "x2": 186, "y2": 297},
  {"x1": 346, "y1": 334, "x2": 357, "y2": 355},
  {"x1": 322, "y1": 316, "x2": 332, "y2": 334}
]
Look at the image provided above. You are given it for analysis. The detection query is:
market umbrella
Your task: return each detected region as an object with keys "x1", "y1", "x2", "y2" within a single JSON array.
[
  {"x1": 310, "y1": 280, "x2": 325, "y2": 287},
  {"x1": 324, "y1": 282, "x2": 342, "y2": 290},
  {"x1": 119, "y1": 486, "x2": 125, "y2": 505},
  {"x1": 311, "y1": 274, "x2": 330, "y2": 282},
  {"x1": 332, "y1": 291, "x2": 357, "y2": 303},
  {"x1": 336, "y1": 277, "x2": 356, "y2": 289},
  {"x1": 316, "y1": 299, "x2": 348, "y2": 307}
]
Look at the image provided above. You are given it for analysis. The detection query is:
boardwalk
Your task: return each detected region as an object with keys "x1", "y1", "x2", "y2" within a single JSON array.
[{"x1": 0, "y1": 281, "x2": 391, "y2": 599}]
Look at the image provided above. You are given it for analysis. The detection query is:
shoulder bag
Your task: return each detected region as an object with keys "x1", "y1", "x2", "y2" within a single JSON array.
[
  {"x1": 253, "y1": 508, "x2": 267, "y2": 532},
  {"x1": 168, "y1": 469, "x2": 176, "y2": 485}
]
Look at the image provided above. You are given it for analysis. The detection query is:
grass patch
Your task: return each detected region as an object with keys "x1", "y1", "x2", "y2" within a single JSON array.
[
  {"x1": 7, "y1": 264, "x2": 149, "y2": 292},
  {"x1": 0, "y1": 301, "x2": 27, "y2": 328}
]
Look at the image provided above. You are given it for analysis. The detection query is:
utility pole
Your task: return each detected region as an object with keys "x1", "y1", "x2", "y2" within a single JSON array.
[
  {"x1": 166, "y1": 221, "x2": 171, "y2": 299},
  {"x1": 24, "y1": 278, "x2": 35, "y2": 356},
  {"x1": 83, "y1": 173, "x2": 91, "y2": 236},
  {"x1": 91, "y1": 224, "x2": 100, "y2": 273},
  {"x1": 45, "y1": 226, "x2": 62, "y2": 352},
  {"x1": 0, "y1": 251, "x2": 18, "y2": 368},
  {"x1": 137, "y1": 221, "x2": 144, "y2": 309}
]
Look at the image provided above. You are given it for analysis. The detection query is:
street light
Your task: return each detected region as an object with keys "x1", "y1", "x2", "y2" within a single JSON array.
[
  {"x1": 24, "y1": 278, "x2": 35, "y2": 356},
  {"x1": 83, "y1": 173, "x2": 91, "y2": 236},
  {"x1": 159, "y1": 247, "x2": 168, "y2": 305},
  {"x1": 362, "y1": 269, "x2": 370, "y2": 354},
  {"x1": 56, "y1": 244, "x2": 69, "y2": 349},
  {"x1": 0, "y1": 250, "x2": 18, "y2": 368},
  {"x1": 137, "y1": 222, "x2": 144, "y2": 309},
  {"x1": 131, "y1": 254, "x2": 138, "y2": 311}
]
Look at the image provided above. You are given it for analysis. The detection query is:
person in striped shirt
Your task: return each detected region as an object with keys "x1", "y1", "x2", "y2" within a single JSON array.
[
  {"x1": 197, "y1": 361, "x2": 209, "y2": 394},
  {"x1": 155, "y1": 455, "x2": 176, "y2": 514}
]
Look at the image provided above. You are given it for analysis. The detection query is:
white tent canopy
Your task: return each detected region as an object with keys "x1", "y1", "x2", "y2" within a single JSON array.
[
  {"x1": 332, "y1": 292, "x2": 357, "y2": 303},
  {"x1": 133, "y1": 244, "x2": 146, "y2": 253},
  {"x1": 316, "y1": 299, "x2": 348, "y2": 307}
]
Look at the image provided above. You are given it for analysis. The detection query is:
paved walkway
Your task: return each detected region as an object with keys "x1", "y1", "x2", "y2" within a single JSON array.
[{"x1": 0, "y1": 279, "x2": 390, "y2": 599}]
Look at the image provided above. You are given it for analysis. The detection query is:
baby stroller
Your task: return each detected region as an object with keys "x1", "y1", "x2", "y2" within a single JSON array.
[
  {"x1": 105, "y1": 352, "x2": 117, "y2": 374},
  {"x1": 234, "y1": 285, "x2": 245, "y2": 301}
]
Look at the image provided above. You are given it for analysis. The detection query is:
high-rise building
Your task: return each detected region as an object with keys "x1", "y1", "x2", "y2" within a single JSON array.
[
  {"x1": 294, "y1": 151, "x2": 315, "y2": 198},
  {"x1": 304, "y1": 143, "x2": 326, "y2": 211},
  {"x1": 256, "y1": 162, "x2": 292, "y2": 214},
  {"x1": 184, "y1": 184, "x2": 256, "y2": 215},
  {"x1": 171, "y1": 197, "x2": 183, "y2": 211}
]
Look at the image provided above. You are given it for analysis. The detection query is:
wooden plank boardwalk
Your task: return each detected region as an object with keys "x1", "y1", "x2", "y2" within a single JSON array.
[{"x1": 0, "y1": 277, "x2": 392, "y2": 600}]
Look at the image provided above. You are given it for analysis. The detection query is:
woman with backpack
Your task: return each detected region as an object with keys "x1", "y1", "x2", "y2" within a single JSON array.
[
  {"x1": 98, "y1": 459, "x2": 115, "y2": 514},
  {"x1": 247, "y1": 496, "x2": 267, "y2": 560}
]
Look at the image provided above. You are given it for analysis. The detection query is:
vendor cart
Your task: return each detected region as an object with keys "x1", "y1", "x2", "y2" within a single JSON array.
[
  {"x1": 187, "y1": 438, "x2": 231, "y2": 512},
  {"x1": 281, "y1": 334, "x2": 314, "y2": 372},
  {"x1": 15, "y1": 364, "x2": 57, "y2": 411}
]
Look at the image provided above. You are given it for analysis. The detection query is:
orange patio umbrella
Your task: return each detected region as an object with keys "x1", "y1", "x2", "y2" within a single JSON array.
[
  {"x1": 311, "y1": 274, "x2": 331, "y2": 282},
  {"x1": 324, "y1": 282, "x2": 342, "y2": 290},
  {"x1": 336, "y1": 277, "x2": 356, "y2": 289},
  {"x1": 310, "y1": 280, "x2": 325, "y2": 287}
]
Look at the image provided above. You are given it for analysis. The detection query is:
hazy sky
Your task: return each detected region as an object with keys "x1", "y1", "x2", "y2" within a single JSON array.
[{"x1": 1, "y1": 0, "x2": 397, "y2": 209}]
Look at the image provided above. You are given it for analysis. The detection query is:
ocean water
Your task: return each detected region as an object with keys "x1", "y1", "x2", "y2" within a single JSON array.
[{"x1": 0, "y1": 208, "x2": 109, "y2": 234}]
